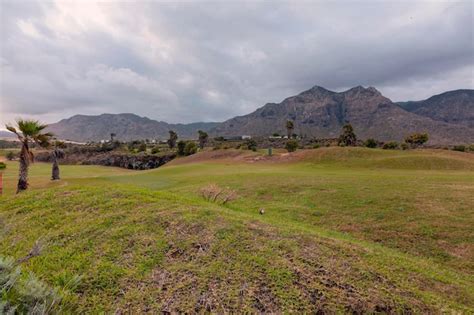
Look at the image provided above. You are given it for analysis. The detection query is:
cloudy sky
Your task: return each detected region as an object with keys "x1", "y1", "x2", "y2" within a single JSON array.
[{"x1": 0, "y1": 1, "x2": 473, "y2": 128}]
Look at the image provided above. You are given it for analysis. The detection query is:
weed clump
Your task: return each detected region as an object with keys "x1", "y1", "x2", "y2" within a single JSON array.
[{"x1": 199, "y1": 184, "x2": 237, "y2": 205}]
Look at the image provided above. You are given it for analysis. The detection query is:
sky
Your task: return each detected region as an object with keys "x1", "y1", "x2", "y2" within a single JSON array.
[{"x1": 0, "y1": 0, "x2": 473, "y2": 128}]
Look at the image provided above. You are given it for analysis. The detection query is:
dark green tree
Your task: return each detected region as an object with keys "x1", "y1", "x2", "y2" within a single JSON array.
[
  {"x1": 286, "y1": 120, "x2": 294, "y2": 139},
  {"x1": 338, "y1": 123, "x2": 357, "y2": 146},
  {"x1": 51, "y1": 140, "x2": 66, "y2": 180},
  {"x1": 198, "y1": 130, "x2": 208, "y2": 149},
  {"x1": 167, "y1": 130, "x2": 178, "y2": 149}
]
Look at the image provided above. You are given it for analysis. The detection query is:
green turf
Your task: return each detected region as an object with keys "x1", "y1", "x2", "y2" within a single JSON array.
[{"x1": 1, "y1": 147, "x2": 473, "y2": 312}]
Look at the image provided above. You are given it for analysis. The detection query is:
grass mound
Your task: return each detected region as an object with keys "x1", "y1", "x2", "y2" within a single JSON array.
[{"x1": 1, "y1": 185, "x2": 473, "y2": 313}]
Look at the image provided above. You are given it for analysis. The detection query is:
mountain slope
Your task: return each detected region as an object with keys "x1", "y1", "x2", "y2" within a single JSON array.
[
  {"x1": 397, "y1": 89, "x2": 474, "y2": 128},
  {"x1": 211, "y1": 86, "x2": 474, "y2": 144},
  {"x1": 46, "y1": 113, "x2": 218, "y2": 141}
]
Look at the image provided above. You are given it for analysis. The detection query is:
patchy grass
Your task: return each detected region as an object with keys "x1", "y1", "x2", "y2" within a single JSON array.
[{"x1": 1, "y1": 147, "x2": 473, "y2": 312}]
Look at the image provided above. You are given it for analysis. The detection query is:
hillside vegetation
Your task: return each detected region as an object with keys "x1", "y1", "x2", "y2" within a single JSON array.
[{"x1": 1, "y1": 147, "x2": 473, "y2": 312}]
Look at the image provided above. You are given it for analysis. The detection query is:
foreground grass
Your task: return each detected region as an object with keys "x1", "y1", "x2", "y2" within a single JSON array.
[{"x1": 1, "y1": 147, "x2": 473, "y2": 312}]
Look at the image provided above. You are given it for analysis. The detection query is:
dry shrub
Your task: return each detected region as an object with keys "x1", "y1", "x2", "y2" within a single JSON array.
[{"x1": 199, "y1": 184, "x2": 237, "y2": 205}]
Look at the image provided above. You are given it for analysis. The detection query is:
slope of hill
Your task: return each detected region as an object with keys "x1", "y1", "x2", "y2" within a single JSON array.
[
  {"x1": 46, "y1": 113, "x2": 218, "y2": 141},
  {"x1": 211, "y1": 86, "x2": 474, "y2": 144},
  {"x1": 1, "y1": 148, "x2": 473, "y2": 312},
  {"x1": 397, "y1": 89, "x2": 474, "y2": 128}
]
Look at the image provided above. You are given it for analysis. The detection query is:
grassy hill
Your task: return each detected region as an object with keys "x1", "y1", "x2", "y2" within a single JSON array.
[{"x1": 1, "y1": 147, "x2": 473, "y2": 312}]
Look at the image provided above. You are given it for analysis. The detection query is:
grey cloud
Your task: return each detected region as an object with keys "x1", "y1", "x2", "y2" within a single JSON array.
[{"x1": 0, "y1": 0, "x2": 473, "y2": 127}]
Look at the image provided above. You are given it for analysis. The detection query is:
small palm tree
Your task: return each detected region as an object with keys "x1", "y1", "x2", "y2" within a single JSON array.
[
  {"x1": 286, "y1": 120, "x2": 294, "y2": 139},
  {"x1": 6, "y1": 120, "x2": 53, "y2": 193},
  {"x1": 51, "y1": 140, "x2": 65, "y2": 180},
  {"x1": 198, "y1": 130, "x2": 208, "y2": 149}
]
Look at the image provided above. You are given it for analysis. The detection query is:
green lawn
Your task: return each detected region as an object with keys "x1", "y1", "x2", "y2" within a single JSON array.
[{"x1": 1, "y1": 147, "x2": 473, "y2": 312}]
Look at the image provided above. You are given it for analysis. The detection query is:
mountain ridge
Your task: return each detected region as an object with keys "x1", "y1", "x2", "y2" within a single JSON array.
[{"x1": 43, "y1": 86, "x2": 474, "y2": 144}]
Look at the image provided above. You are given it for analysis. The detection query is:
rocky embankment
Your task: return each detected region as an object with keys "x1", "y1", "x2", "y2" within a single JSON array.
[{"x1": 35, "y1": 151, "x2": 176, "y2": 170}]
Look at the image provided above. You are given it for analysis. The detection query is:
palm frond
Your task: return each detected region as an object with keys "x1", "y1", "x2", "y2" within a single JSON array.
[
  {"x1": 5, "y1": 124, "x2": 23, "y2": 141},
  {"x1": 16, "y1": 119, "x2": 48, "y2": 137}
]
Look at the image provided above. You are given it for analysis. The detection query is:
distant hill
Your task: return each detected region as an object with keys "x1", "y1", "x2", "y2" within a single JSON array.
[
  {"x1": 397, "y1": 89, "x2": 474, "y2": 128},
  {"x1": 0, "y1": 130, "x2": 15, "y2": 139},
  {"x1": 45, "y1": 86, "x2": 474, "y2": 144},
  {"x1": 210, "y1": 86, "x2": 473, "y2": 144},
  {"x1": 46, "y1": 113, "x2": 218, "y2": 142}
]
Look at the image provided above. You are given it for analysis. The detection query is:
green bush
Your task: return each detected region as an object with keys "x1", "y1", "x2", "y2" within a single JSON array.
[
  {"x1": 244, "y1": 139, "x2": 258, "y2": 151},
  {"x1": 453, "y1": 145, "x2": 466, "y2": 152},
  {"x1": 0, "y1": 162, "x2": 6, "y2": 169},
  {"x1": 405, "y1": 133, "x2": 429, "y2": 147},
  {"x1": 177, "y1": 140, "x2": 186, "y2": 156},
  {"x1": 150, "y1": 146, "x2": 160, "y2": 154},
  {"x1": 184, "y1": 142, "x2": 198, "y2": 156},
  {"x1": 401, "y1": 143, "x2": 409, "y2": 150},
  {"x1": 383, "y1": 141, "x2": 399, "y2": 150},
  {"x1": 365, "y1": 138, "x2": 377, "y2": 148},
  {"x1": 285, "y1": 140, "x2": 299, "y2": 152}
]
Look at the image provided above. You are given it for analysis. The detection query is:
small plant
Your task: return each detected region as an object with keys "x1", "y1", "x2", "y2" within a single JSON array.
[
  {"x1": 244, "y1": 139, "x2": 258, "y2": 151},
  {"x1": 401, "y1": 143, "x2": 409, "y2": 150},
  {"x1": 452, "y1": 145, "x2": 466, "y2": 152},
  {"x1": 365, "y1": 138, "x2": 377, "y2": 148},
  {"x1": 285, "y1": 140, "x2": 298, "y2": 152},
  {"x1": 0, "y1": 162, "x2": 6, "y2": 169},
  {"x1": 383, "y1": 141, "x2": 399, "y2": 150},
  {"x1": 199, "y1": 184, "x2": 237, "y2": 205}
]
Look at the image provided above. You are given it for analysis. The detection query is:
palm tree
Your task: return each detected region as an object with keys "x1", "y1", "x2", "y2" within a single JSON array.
[
  {"x1": 198, "y1": 130, "x2": 208, "y2": 149},
  {"x1": 51, "y1": 140, "x2": 65, "y2": 180},
  {"x1": 6, "y1": 120, "x2": 53, "y2": 193},
  {"x1": 286, "y1": 120, "x2": 294, "y2": 139},
  {"x1": 167, "y1": 130, "x2": 178, "y2": 149}
]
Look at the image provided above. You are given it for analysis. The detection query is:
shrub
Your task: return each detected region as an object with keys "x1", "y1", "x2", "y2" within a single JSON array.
[
  {"x1": 177, "y1": 140, "x2": 186, "y2": 156},
  {"x1": 405, "y1": 133, "x2": 429, "y2": 147},
  {"x1": 184, "y1": 142, "x2": 198, "y2": 156},
  {"x1": 137, "y1": 143, "x2": 147, "y2": 153},
  {"x1": 151, "y1": 146, "x2": 160, "y2": 154},
  {"x1": 468, "y1": 144, "x2": 474, "y2": 152},
  {"x1": 401, "y1": 143, "x2": 409, "y2": 150},
  {"x1": 6, "y1": 151, "x2": 15, "y2": 161},
  {"x1": 383, "y1": 141, "x2": 399, "y2": 150},
  {"x1": 365, "y1": 138, "x2": 378, "y2": 148},
  {"x1": 199, "y1": 184, "x2": 237, "y2": 205},
  {"x1": 453, "y1": 145, "x2": 466, "y2": 152},
  {"x1": 244, "y1": 139, "x2": 258, "y2": 151},
  {"x1": 285, "y1": 140, "x2": 298, "y2": 152},
  {"x1": 0, "y1": 162, "x2": 5, "y2": 169},
  {"x1": 312, "y1": 144, "x2": 320, "y2": 149}
]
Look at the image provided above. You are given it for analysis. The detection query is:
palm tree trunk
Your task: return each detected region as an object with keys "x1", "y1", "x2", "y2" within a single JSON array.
[
  {"x1": 17, "y1": 143, "x2": 29, "y2": 193},
  {"x1": 51, "y1": 154, "x2": 60, "y2": 180}
]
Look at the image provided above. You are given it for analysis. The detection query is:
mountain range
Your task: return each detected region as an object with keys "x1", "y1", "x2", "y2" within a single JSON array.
[{"x1": 37, "y1": 86, "x2": 474, "y2": 144}]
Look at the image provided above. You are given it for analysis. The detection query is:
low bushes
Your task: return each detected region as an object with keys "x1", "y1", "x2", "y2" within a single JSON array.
[
  {"x1": 0, "y1": 162, "x2": 5, "y2": 169},
  {"x1": 285, "y1": 140, "x2": 298, "y2": 152},
  {"x1": 383, "y1": 141, "x2": 399, "y2": 150}
]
